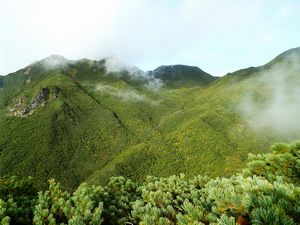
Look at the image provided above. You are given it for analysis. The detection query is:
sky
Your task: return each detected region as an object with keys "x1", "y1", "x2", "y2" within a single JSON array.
[{"x1": 0, "y1": 0, "x2": 300, "y2": 76}]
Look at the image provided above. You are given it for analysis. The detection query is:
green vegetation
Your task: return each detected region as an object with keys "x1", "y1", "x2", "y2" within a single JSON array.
[
  {"x1": 0, "y1": 48, "x2": 300, "y2": 189},
  {"x1": 0, "y1": 176, "x2": 36, "y2": 224},
  {"x1": 0, "y1": 142, "x2": 299, "y2": 224}
]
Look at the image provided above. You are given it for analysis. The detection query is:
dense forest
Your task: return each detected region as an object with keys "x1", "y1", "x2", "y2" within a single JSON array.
[
  {"x1": 0, "y1": 142, "x2": 299, "y2": 225},
  {"x1": 1, "y1": 48, "x2": 300, "y2": 190}
]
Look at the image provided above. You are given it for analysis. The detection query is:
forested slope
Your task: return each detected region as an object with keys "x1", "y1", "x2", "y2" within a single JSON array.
[{"x1": 0, "y1": 48, "x2": 300, "y2": 189}]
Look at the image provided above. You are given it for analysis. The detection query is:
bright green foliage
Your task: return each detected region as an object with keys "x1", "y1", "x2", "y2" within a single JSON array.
[
  {"x1": 205, "y1": 176, "x2": 300, "y2": 224},
  {"x1": 0, "y1": 147, "x2": 299, "y2": 225},
  {"x1": 216, "y1": 214, "x2": 238, "y2": 225},
  {"x1": 176, "y1": 201, "x2": 206, "y2": 225},
  {"x1": 0, "y1": 199, "x2": 10, "y2": 225},
  {"x1": 2, "y1": 48, "x2": 300, "y2": 189},
  {"x1": 33, "y1": 179, "x2": 103, "y2": 225},
  {"x1": 0, "y1": 49, "x2": 300, "y2": 225},
  {"x1": 100, "y1": 176, "x2": 140, "y2": 224},
  {"x1": 131, "y1": 175, "x2": 209, "y2": 224},
  {"x1": 243, "y1": 143, "x2": 300, "y2": 184}
]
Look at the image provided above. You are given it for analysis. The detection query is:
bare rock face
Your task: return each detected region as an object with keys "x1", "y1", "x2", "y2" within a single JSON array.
[
  {"x1": 23, "y1": 88, "x2": 50, "y2": 115},
  {"x1": 8, "y1": 87, "x2": 59, "y2": 117},
  {"x1": 24, "y1": 67, "x2": 31, "y2": 75},
  {"x1": 8, "y1": 97, "x2": 28, "y2": 117}
]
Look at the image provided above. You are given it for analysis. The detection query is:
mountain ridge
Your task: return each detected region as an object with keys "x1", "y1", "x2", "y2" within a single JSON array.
[
  {"x1": 0, "y1": 47, "x2": 299, "y2": 189},
  {"x1": 2, "y1": 46, "x2": 300, "y2": 79}
]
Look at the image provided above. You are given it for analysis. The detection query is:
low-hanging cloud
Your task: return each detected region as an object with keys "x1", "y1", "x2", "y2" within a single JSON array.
[
  {"x1": 1, "y1": 0, "x2": 300, "y2": 76},
  {"x1": 38, "y1": 55, "x2": 71, "y2": 70},
  {"x1": 239, "y1": 51, "x2": 300, "y2": 137},
  {"x1": 144, "y1": 77, "x2": 164, "y2": 91},
  {"x1": 103, "y1": 57, "x2": 145, "y2": 77},
  {"x1": 103, "y1": 57, "x2": 164, "y2": 90},
  {"x1": 95, "y1": 83, "x2": 158, "y2": 104}
]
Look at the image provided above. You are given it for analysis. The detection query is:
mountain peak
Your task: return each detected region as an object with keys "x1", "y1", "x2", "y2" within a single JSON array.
[
  {"x1": 35, "y1": 55, "x2": 70, "y2": 70},
  {"x1": 149, "y1": 64, "x2": 217, "y2": 87}
]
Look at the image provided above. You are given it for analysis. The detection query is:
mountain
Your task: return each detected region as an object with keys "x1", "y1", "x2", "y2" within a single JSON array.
[
  {"x1": 149, "y1": 65, "x2": 217, "y2": 87},
  {"x1": 0, "y1": 48, "x2": 300, "y2": 189}
]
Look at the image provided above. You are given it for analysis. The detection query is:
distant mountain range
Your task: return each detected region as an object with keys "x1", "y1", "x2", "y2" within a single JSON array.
[{"x1": 0, "y1": 47, "x2": 300, "y2": 189}]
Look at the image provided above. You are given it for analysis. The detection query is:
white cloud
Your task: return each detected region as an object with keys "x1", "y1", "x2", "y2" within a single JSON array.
[
  {"x1": 239, "y1": 52, "x2": 300, "y2": 137},
  {"x1": 95, "y1": 83, "x2": 157, "y2": 103},
  {"x1": 0, "y1": 0, "x2": 299, "y2": 75}
]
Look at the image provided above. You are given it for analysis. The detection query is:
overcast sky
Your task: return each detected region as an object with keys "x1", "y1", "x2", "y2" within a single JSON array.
[{"x1": 0, "y1": 0, "x2": 299, "y2": 76}]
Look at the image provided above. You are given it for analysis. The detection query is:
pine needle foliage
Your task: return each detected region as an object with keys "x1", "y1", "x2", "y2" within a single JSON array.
[{"x1": 0, "y1": 142, "x2": 299, "y2": 224}]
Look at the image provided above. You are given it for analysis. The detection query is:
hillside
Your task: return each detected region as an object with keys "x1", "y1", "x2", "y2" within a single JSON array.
[{"x1": 0, "y1": 48, "x2": 300, "y2": 189}]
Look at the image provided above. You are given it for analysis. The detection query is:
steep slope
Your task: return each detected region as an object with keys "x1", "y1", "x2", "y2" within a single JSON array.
[
  {"x1": 0, "y1": 48, "x2": 300, "y2": 189},
  {"x1": 0, "y1": 71, "x2": 135, "y2": 188},
  {"x1": 0, "y1": 57, "x2": 180, "y2": 188}
]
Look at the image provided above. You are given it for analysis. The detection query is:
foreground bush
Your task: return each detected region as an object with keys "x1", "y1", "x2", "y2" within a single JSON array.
[
  {"x1": 33, "y1": 179, "x2": 103, "y2": 225},
  {"x1": 0, "y1": 142, "x2": 299, "y2": 224},
  {"x1": 0, "y1": 176, "x2": 36, "y2": 224}
]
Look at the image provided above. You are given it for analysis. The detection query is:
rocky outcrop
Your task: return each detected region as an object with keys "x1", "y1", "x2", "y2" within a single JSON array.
[
  {"x1": 24, "y1": 67, "x2": 32, "y2": 75},
  {"x1": 8, "y1": 87, "x2": 59, "y2": 117},
  {"x1": 23, "y1": 88, "x2": 50, "y2": 115}
]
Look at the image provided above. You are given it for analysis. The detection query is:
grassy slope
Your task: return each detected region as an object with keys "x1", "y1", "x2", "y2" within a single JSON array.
[{"x1": 0, "y1": 48, "x2": 300, "y2": 189}]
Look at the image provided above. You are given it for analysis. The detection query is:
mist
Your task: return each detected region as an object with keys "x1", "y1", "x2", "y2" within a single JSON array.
[
  {"x1": 103, "y1": 57, "x2": 164, "y2": 90},
  {"x1": 103, "y1": 57, "x2": 145, "y2": 77},
  {"x1": 1, "y1": 0, "x2": 300, "y2": 76},
  {"x1": 239, "y1": 51, "x2": 300, "y2": 137},
  {"x1": 95, "y1": 83, "x2": 157, "y2": 104},
  {"x1": 38, "y1": 55, "x2": 71, "y2": 70}
]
